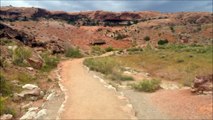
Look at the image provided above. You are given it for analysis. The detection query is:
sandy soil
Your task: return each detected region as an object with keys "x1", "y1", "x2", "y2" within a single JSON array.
[{"x1": 59, "y1": 59, "x2": 135, "y2": 119}]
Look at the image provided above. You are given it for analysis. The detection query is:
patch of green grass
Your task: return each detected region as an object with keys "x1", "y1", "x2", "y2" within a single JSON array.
[
  {"x1": 12, "y1": 46, "x2": 32, "y2": 66},
  {"x1": 0, "y1": 74, "x2": 12, "y2": 96},
  {"x1": 0, "y1": 38, "x2": 16, "y2": 46},
  {"x1": 0, "y1": 57, "x2": 7, "y2": 68},
  {"x1": 84, "y1": 57, "x2": 116, "y2": 74},
  {"x1": 132, "y1": 79, "x2": 161, "y2": 92},
  {"x1": 17, "y1": 72, "x2": 36, "y2": 83},
  {"x1": 65, "y1": 47, "x2": 83, "y2": 58},
  {"x1": 112, "y1": 44, "x2": 212, "y2": 86},
  {"x1": 84, "y1": 57, "x2": 134, "y2": 81},
  {"x1": 120, "y1": 75, "x2": 134, "y2": 81},
  {"x1": 0, "y1": 97, "x2": 16, "y2": 116},
  {"x1": 41, "y1": 52, "x2": 60, "y2": 72}
]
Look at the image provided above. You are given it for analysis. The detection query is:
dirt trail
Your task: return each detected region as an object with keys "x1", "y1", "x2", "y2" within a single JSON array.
[{"x1": 58, "y1": 58, "x2": 135, "y2": 119}]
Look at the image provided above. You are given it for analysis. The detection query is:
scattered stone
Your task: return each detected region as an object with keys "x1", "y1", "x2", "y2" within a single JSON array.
[
  {"x1": 29, "y1": 96, "x2": 38, "y2": 101},
  {"x1": 0, "y1": 114, "x2": 13, "y2": 120},
  {"x1": 22, "y1": 84, "x2": 38, "y2": 90},
  {"x1": 28, "y1": 107, "x2": 39, "y2": 111},
  {"x1": 123, "y1": 71, "x2": 132, "y2": 75},
  {"x1": 40, "y1": 91, "x2": 45, "y2": 98},
  {"x1": 160, "y1": 82, "x2": 180, "y2": 90},
  {"x1": 26, "y1": 67, "x2": 34, "y2": 71},
  {"x1": 12, "y1": 93, "x2": 22, "y2": 102},
  {"x1": 145, "y1": 73, "x2": 150, "y2": 77},
  {"x1": 7, "y1": 45, "x2": 17, "y2": 51},
  {"x1": 46, "y1": 92, "x2": 55, "y2": 101}
]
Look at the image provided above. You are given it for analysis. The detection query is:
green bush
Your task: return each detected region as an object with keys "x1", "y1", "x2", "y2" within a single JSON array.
[
  {"x1": 12, "y1": 47, "x2": 32, "y2": 66},
  {"x1": 143, "y1": 36, "x2": 150, "y2": 41},
  {"x1": 41, "y1": 52, "x2": 60, "y2": 72},
  {"x1": 105, "y1": 46, "x2": 114, "y2": 52},
  {"x1": 65, "y1": 47, "x2": 82, "y2": 58},
  {"x1": 120, "y1": 75, "x2": 134, "y2": 81},
  {"x1": 132, "y1": 79, "x2": 161, "y2": 92},
  {"x1": 158, "y1": 39, "x2": 168, "y2": 45},
  {"x1": 0, "y1": 75, "x2": 12, "y2": 96},
  {"x1": 91, "y1": 46, "x2": 105, "y2": 55}
]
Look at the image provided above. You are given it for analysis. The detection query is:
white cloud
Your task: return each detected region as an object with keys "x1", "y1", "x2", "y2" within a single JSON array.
[{"x1": 1, "y1": 0, "x2": 212, "y2": 12}]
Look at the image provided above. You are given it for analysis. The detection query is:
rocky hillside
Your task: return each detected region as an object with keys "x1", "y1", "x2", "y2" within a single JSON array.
[{"x1": 1, "y1": 6, "x2": 212, "y2": 26}]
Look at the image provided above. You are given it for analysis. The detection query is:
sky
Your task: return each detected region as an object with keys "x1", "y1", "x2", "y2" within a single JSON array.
[{"x1": 1, "y1": 0, "x2": 212, "y2": 13}]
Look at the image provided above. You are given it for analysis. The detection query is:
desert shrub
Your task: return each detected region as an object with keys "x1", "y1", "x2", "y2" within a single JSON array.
[
  {"x1": 12, "y1": 47, "x2": 32, "y2": 66},
  {"x1": 0, "y1": 74, "x2": 12, "y2": 96},
  {"x1": 158, "y1": 39, "x2": 168, "y2": 45},
  {"x1": 91, "y1": 46, "x2": 105, "y2": 55},
  {"x1": 132, "y1": 79, "x2": 161, "y2": 92},
  {"x1": 0, "y1": 97, "x2": 16, "y2": 116},
  {"x1": 105, "y1": 46, "x2": 114, "y2": 52},
  {"x1": 65, "y1": 47, "x2": 82, "y2": 58},
  {"x1": 143, "y1": 36, "x2": 150, "y2": 41},
  {"x1": 67, "y1": 20, "x2": 76, "y2": 25},
  {"x1": 170, "y1": 26, "x2": 175, "y2": 33},
  {"x1": 41, "y1": 53, "x2": 60, "y2": 72}
]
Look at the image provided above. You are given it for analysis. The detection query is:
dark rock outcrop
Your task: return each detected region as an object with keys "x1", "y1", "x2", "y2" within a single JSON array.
[{"x1": 191, "y1": 74, "x2": 213, "y2": 94}]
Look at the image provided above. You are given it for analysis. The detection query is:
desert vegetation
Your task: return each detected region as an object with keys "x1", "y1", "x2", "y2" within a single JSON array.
[
  {"x1": 132, "y1": 79, "x2": 161, "y2": 92},
  {"x1": 84, "y1": 57, "x2": 134, "y2": 82}
]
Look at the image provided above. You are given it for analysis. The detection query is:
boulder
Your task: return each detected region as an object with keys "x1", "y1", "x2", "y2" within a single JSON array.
[
  {"x1": 0, "y1": 114, "x2": 13, "y2": 120},
  {"x1": 35, "y1": 109, "x2": 47, "y2": 119},
  {"x1": 27, "y1": 57, "x2": 43, "y2": 69},
  {"x1": 22, "y1": 84, "x2": 38, "y2": 90},
  {"x1": 191, "y1": 74, "x2": 213, "y2": 94},
  {"x1": 18, "y1": 87, "x2": 41, "y2": 97},
  {"x1": 20, "y1": 107, "x2": 38, "y2": 120},
  {"x1": 26, "y1": 67, "x2": 34, "y2": 71}
]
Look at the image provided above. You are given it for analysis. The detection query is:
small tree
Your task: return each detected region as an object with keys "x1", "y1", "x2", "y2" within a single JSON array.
[{"x1": 143, "y1": 36, "x2": 150, "y2": 41}]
